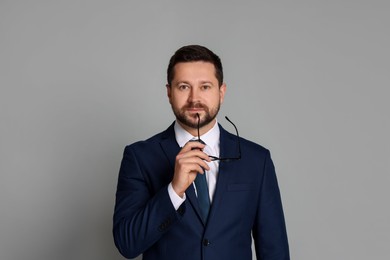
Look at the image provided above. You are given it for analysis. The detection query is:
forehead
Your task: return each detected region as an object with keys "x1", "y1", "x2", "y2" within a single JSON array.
[{"x1": 172, "y1": 61, "x2": 218, "y2": 82}]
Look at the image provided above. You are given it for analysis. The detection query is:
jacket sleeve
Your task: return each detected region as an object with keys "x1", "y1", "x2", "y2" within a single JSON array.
[
  {"x1": 252, "y1": 150, "x2": 290, "y2": 260},
  {"x1": 113, "y1": 145, "x2": 185, "y2": 259}
]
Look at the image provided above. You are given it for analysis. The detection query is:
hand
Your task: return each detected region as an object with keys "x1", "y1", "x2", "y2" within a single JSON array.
[{"x1": 171, "y1": 141, "x2": 211, "y2": 197}]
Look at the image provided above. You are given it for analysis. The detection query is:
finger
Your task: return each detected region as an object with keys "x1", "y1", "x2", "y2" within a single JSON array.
[
  {"x1": 181, "y1": 141, "x2": 206, "y2": 152},
  {"x1": 176, "y1": 151, "x2": 211, "y2": 167},
  {"x1": 178, "y1": 157, "x2": 210, "y2": 172},
  {"x1": 176, "y1": 150, "x2": 211, "y2": 163}
]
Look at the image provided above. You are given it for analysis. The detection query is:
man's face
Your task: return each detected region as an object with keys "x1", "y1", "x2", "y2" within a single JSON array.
[{"x1": 167, "y1": 61, "x2": 226, "y2": 132}]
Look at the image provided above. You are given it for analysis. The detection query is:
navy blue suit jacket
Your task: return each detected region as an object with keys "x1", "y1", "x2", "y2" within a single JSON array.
[{"x1": 113, "y1": 123, "x2": 289, "y2": 259}]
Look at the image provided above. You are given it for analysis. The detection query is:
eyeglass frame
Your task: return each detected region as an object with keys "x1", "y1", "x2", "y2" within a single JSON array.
[{"x1": 195, "y1": 113, "x2": 241, "y2": 162}]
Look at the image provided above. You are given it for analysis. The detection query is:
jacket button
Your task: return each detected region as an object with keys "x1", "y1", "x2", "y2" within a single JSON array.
[
  {"x1": 203, "y1": 239, "x2": 210, "y2": 246},
  {"x1": 158, "y1": 223, "x2": 165, "y2": 232},
  {"x1": 177, "y1": 205, "x2": 185, "y2": 215}
]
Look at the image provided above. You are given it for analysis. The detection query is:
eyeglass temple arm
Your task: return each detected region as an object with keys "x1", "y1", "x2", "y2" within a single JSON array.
[
  {"x1": 224, "y1": 116, "x2": 242, "y2": 159},
  {"x1": 196, "y1": 113, "x2": 201, "y2": 142},
  {"x1": 196, "y1": 113, "x2": 241, "y2": 160}
]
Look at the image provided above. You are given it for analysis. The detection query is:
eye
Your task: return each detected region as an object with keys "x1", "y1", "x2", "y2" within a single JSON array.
[
  {"x1": 201, "y1": 85, "x2": 211, "y2": 90},
  {"x1": 178, "y1": 84, "x2": 190, "y2": 90}
]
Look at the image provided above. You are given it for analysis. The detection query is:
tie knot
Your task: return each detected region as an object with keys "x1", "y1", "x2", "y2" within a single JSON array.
[{"x1": 189, "y1": 138, "x2": 206, "y2": 145}]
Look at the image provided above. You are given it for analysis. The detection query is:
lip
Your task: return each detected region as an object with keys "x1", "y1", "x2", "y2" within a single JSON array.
[{"x1": 186, "y1": 107, "x2": 204, "y2": 112}]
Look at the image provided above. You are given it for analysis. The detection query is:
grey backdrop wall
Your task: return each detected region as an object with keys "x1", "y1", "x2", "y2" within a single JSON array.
[{"x1": 1, "y1": 1, "x2": 389, "y2": 259}]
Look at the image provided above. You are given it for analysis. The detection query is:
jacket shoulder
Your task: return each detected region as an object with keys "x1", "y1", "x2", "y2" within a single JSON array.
[
  {"x1": 219, "y1": 124, "x2": 271, "y2": 157},
  {"x1": 124, "y1": 123, "x2": 175, "y2": 151}
]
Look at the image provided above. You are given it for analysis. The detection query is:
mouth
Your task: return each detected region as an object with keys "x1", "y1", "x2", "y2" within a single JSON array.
[
  {"x1": 185, "y1": 104, "x2": 205, "y2": 113},
  {"x1": 186, "y1": 107, "x2": 204, "y2": 112}
]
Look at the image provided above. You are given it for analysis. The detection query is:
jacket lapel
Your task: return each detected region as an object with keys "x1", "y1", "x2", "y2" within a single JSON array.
[
  {"x1": 159, "y1": 123, "x2": 205, "y2": 224},
  {"x1": 207, "y1": 125, "x2": 240, "y2": 223},
  {"x1": 159, "y1": 123, "x2": 180, "y2": 170}
]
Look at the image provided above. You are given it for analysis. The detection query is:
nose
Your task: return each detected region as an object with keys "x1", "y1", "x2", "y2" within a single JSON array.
[{"x1": 188, "y1": 87, "x2": 200, "y2": 103}]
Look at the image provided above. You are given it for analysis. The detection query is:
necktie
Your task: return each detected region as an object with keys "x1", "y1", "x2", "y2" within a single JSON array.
[{"x1": 190, "y1": 139, "x2": 211, "y2": 222}]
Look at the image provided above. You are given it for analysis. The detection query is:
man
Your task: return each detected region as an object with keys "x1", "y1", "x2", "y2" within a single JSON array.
[{"x1": 113, "y1": 45, "x2": 289, "y2": 259}]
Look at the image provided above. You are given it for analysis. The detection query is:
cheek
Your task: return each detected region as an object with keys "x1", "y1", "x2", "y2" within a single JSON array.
[
  {"x1": 170, "y1": 93, "x2": 187, "y2": 107},
  {"x1": 212, "y1": 93, "x2": 223, "y2": 105}
]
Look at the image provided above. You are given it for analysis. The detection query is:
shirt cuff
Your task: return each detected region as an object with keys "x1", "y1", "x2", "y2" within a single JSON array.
[{"x1": 168, "y1": 182, "x2": 186, "y2": 210}]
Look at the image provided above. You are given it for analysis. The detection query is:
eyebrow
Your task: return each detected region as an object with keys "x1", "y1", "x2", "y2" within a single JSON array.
[
  {"x1": 175, "y1": 80, "x2": 215, "y2": 85},
  {"x1": 175, "y1": 81, "x2": 190, "y2": 85},
  {"x1": 199, "y1": 81, "x2": 214, "y2": 85}
]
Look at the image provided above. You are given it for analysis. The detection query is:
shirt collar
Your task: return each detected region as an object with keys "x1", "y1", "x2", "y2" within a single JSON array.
[{"x1": 174, "y1": 120, "x2": 220, "y2": 148}]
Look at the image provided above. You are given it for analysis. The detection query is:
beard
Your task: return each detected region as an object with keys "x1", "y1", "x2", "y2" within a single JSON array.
[{"x1": 171, "y1": 102, "x2": 220, "y2": 129}]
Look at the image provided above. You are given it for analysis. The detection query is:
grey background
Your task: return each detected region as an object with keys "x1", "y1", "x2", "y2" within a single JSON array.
[{"x1": 1, "y1": 1, "x2": 389, "y2": 259}]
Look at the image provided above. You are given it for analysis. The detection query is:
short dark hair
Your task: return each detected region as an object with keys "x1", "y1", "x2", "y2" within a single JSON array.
[{"x1": 167, "y1": 45, "x2": 223, "y2": 86}]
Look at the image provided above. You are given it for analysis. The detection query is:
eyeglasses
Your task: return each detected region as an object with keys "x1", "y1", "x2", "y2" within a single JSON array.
[{"x1": 195, "y1": 113, "x2": 241, "y2": 162}]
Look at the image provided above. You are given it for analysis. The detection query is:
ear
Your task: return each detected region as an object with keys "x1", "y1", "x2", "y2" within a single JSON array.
[
  {"x1": 219, "y1": 83, "x2": 227, "y2": 104},
  {"x1": 166, "y1": 84, "x2": 172, "y2": 104}
]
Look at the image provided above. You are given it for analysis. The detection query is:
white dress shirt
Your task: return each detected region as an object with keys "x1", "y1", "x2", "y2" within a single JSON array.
[{"x1": 168, "y1": 120, "x2": 220, "y2": 210}]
